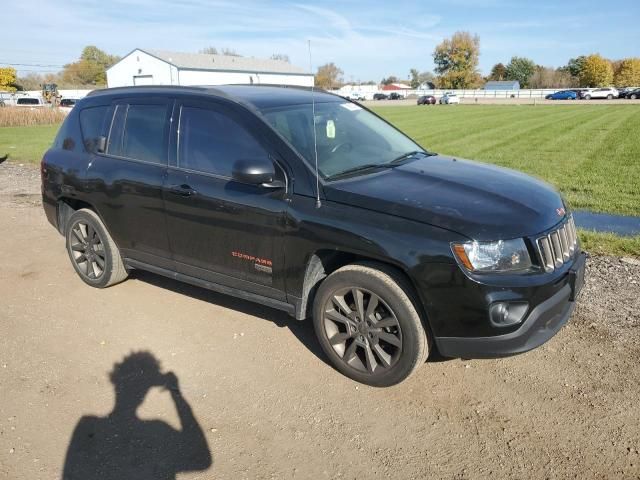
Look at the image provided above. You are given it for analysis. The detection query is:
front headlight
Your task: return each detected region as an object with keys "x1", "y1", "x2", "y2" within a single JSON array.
[{"x1": 452, "y1": 238, "x2": 532, "y2": 273}]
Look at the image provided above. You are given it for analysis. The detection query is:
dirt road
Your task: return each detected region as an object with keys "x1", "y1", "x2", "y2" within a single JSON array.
[{"x1": 1, "y1": 163, "x2": 639, "y2": 479}]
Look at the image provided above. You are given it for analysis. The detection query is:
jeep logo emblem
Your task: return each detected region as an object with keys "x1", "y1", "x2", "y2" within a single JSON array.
[{"x1": 556, "y1": 207, "x2": 566, "y2": 216}]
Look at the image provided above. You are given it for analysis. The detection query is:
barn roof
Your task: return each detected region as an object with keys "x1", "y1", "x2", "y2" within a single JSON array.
[{"x1": 140, "y1": 49, "x2": 310, "y2": 75}]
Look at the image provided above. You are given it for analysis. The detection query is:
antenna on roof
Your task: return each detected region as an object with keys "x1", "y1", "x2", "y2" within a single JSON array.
[{"x1": 308, "y1": 40, "x2": 321, "y2": 209}]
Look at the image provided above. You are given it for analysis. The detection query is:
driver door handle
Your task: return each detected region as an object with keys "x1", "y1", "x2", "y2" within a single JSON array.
[{"x1": 168, "y1": 184, "x2": 197, "y2": 197}]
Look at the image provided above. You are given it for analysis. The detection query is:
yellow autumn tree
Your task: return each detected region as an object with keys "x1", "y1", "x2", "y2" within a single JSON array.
[
  {"x1": 614, "y1": 58, "x2": 640, "y2": 87},
  {"x1": 579, "y1": 54, "x2": 613, "y2": 87},
  {"x1": 433, "y1": 31, "x2": 482, "y2": 89},
  {"x1": 0, "y1": 67, "x2": 18, "y2": 92}
]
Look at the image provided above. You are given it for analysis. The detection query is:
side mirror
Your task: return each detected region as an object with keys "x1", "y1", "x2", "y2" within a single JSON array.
[{"x1": 232, "y1": 158, "x2": 277, "y2": 186}]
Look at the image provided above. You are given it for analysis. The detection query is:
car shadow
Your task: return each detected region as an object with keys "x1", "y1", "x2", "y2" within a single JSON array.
[
  {"x1": 129, "y1": 270, "x2": 330, "y2": 366},
  {"x1": 62, "y1": 351, "x2": 212, "y2": 480},
  {"x1": 128, "y1": 270, "x2": 451, "y2": 366}
]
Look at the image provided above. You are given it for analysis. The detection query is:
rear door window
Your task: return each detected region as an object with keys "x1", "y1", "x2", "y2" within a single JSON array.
[{"x1": 107, "y1": 102, "x2": 171, "y2": 165}]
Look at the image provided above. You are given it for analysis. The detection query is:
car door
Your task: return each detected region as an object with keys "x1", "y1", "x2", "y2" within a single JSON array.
[
  {"x1": 163, "y1": 98, "x2": 289, "y2": 300},
  {"x1": 85, "y1": 97, "x2": 174, "y2": 269}
]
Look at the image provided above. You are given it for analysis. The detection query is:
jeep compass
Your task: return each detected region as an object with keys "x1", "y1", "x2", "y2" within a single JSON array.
[{"x1": 41, "y1": 85, "x2": 586, "y2": 386}]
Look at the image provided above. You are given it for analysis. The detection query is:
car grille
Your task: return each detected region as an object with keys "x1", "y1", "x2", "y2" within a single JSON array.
[{"x1": 536, "y1": 216, "x2": 579, "y2": 272}]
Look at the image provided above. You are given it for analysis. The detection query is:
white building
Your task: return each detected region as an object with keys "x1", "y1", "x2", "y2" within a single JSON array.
[{"x1": 106, "y1": 49, "x2": 314, "y2": 88}]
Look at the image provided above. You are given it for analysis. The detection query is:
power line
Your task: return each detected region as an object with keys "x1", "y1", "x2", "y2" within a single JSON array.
[{"x1": 0, "y1": 62, "x2": 65, "y2": 68}]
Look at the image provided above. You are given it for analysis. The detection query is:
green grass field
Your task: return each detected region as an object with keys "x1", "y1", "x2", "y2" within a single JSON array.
[
  {"x1": 371, "y1": 104, "x2": 640, "y2": 217},
  {"x1": 0, "y1": 124, "x2": 59, "y2": 165}
]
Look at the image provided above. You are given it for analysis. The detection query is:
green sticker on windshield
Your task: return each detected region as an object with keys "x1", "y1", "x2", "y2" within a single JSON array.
[{"x1": 326, "y1": 120, "x2": 336, "y2": 139}]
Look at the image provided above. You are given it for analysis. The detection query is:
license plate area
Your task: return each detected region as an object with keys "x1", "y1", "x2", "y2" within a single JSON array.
[{"x1": 569, "y1": 252, "x2": 587, "y2": 301}]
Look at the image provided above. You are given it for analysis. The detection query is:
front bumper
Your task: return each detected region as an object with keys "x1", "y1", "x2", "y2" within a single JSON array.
[{"x1": 435, "y1": 251, "x2": 586, "y2": 359}]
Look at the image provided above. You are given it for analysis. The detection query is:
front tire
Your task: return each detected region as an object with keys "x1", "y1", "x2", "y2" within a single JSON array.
[
  {"x1": 313, "y1": 264, "x2": 429, "y2": 386},
  {"x1": 65, "y1": 209, "x2": 128, "y2": 288}
]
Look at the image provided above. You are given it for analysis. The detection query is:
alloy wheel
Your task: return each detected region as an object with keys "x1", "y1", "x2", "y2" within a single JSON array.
[
  {"x1": 322, "y1": 287, "x2": 402, "y2": 375},
  {"x1": 70, "y1": 221, "x2": 106, "y2": 280}
]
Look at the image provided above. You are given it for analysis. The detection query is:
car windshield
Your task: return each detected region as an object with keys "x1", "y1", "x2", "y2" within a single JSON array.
[{"x1": 261, "y1": 101, "x2": 425, "y2": 179}]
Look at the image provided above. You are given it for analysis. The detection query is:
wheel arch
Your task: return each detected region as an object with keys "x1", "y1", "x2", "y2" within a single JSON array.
[{"x1": 297, "y1": 249, "x2": 434, "y2": 339}]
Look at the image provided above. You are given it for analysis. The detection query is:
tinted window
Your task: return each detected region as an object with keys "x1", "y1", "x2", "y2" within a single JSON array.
[
  {"x1": 17, "y1": 98, "x2": 39, "y2": 105},
  {"x1": 79, "y1": 106, "x2": 108, "y2": 152},
  {"x1": 178, "y1": 106, "x2": 267, "y2": 177},
  {"x1": 118, "y1": 104, "x2": 167, "y2": 164}
]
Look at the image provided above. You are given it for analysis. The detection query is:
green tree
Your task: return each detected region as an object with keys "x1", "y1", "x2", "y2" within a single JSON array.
[
  {"x1": 433, "y1": 31, "x2": 482, "y2": 89},
  {"x1": 614, "y1": 58, "x2": 640, "y2": 87},
  {"x1": 488, "y1": 63, "x2": 506, "y2": 81},
  {"x1": 565, "y1": 56, "x2": 587, "y2": 78},
  {"x1": 409, "y1": 69, "x2": 420, "y2": 88},
  {"x1": 0, "y1": 67, "x2": 18, "y2": 91},
  {"x1": 410, "y1": 69, "x2": 434, "y2": 88},
  {"x1": 315, "y1": 63, "x2": 343, "y2": 89},
  {"x1": 504, "y1": 56, "x2": 536, "y2": 88},
  {"x1": 61, "y1": 46, "x2": 119, "y2": 86},
  {"x1": 579, "y1": 54, "x2": 613, "y2": 87}
]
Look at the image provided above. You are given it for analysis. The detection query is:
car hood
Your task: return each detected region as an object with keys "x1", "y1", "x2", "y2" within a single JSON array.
[{"x1": 323, "y1": 155, "x2": 566, "y2": 241}]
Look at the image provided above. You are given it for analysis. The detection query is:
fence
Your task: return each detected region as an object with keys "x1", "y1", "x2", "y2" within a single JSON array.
[{"x1": 332, "y1": 88, "x2": 561, "y2": 101}]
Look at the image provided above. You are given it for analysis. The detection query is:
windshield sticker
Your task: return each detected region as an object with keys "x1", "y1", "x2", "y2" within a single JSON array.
[
  {"x1": 326, "y1": 120, "x2": 336, "y2": 138},
  {"x1": 340, "y1": 103, "x2": 362, "y2": 111}
]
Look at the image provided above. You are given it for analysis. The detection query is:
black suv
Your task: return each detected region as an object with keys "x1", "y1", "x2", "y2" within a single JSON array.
[{"x1": 42, "y1": 85, "x2": 586, "y2": 386}]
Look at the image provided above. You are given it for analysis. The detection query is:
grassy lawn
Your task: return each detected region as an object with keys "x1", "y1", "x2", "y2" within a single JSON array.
[
  {"x1": 0, "y1": 124, "x2": 58, "y2": 164},
  {"x1": 372, "y1": 104, "x2": 640, "y2": 217}
]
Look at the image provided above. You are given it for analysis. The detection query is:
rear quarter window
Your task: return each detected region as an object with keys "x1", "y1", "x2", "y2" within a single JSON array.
[{"x1": 79, "y1": 106, "x2": 109, "y2": 152}]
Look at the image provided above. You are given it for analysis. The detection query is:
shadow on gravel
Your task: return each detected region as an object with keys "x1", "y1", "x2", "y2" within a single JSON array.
[
  {"x1": 62, "y1": 351, "x2": 212, "y2": 480},
  {"x1": 130, "y1": 270, "x2": 331, "y2": 365}
]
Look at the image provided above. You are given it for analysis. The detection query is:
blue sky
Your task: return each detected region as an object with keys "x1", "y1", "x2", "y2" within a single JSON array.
[{"x1": 3, "y1": 0, "x2": 639, "y2": 81}]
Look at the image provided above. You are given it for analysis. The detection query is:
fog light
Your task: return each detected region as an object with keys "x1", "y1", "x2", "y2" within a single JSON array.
[{"x1": 489, "y1": 301, "x2": 528, "y2": 327}]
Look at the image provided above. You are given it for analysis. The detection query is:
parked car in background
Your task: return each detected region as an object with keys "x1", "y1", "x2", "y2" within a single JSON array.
[
  {"x1": 343, "y1": 92, "x2": 366, "y2": 102},
  {"x1": 388, "y1": 92, "x2": 404, "y2": 100},
  {"x1": 545, "y1": 90, "x2": 577, "y2": 100},
  {"x1": 439, "y1": 93, "x2": 460, "y2": 104},
  {"x1": 417, "y1": 95, "x2": 436, "y2": 105},
  {"x1": 580, "y1": 88, "x2": 618, "y2": 100},
  {"x1": 59, "y1": 98, "x2": 77, "y2": 108},
  {"x1": 0, "y1": 92, "x2": 15, "y2": 106},
  {"x1": 16, "y1": 97, "x2": 44, "y2": 107},
  {"x1": 624, "y1": 88, "x2": 640, "y2": 99},
  {"x1": 373, "y1": 93, "x2": 388, "y2": 100},
  {"x1": 59, "y1": 98, "x2": 78, "y2": 114}
]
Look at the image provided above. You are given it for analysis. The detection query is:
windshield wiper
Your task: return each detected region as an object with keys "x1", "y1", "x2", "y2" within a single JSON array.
[
  {"x1": 326, "y1": 163, "x2": 396, "y2": 180},
  {"x1": 326, "y1": 151, "x2": 436, "y2": 181},
  {"x1": 389, "y1": 150, "x2": 435, "y2": 165}
]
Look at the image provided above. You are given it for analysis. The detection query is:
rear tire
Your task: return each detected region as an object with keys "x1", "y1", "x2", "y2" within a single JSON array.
[
  {"x1": 607, "y1": 94, "x2": 613, "y2": 100},
  {"x1": 312, "y1": 263, "x2": 429, "y2": 387},
  {"x1": 65, "y1": 209, "x2": 128, "y2": 288}
]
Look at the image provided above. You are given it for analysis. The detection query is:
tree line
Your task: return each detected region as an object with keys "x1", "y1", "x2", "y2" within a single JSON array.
[{"x1": 313, "y1": 31, "x2": 640, "y2": 90}]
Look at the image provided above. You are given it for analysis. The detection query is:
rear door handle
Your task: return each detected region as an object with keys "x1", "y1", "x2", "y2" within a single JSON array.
[{"x1": 168, "y1": 184, "x2": 197, "y2": 197}]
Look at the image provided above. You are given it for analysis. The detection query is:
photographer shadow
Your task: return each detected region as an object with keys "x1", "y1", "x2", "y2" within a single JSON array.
[{"x1": 62, "y1": 352, "x2": 212, "y2": 480}]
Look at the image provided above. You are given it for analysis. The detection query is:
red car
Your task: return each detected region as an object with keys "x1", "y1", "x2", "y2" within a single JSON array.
[{"x1": 417, "y1": 95, "x2": 436, "y2": 105}]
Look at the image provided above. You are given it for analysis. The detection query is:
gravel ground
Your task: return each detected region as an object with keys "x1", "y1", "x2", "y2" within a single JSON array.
[{"x1": 1, "y1": 162, "x2": 639, "y2": 479}]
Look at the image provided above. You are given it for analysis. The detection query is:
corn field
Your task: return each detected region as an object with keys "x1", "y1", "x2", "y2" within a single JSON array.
[{"x1": 0, "y1": 107, "x2": 66, "y2": 127}]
